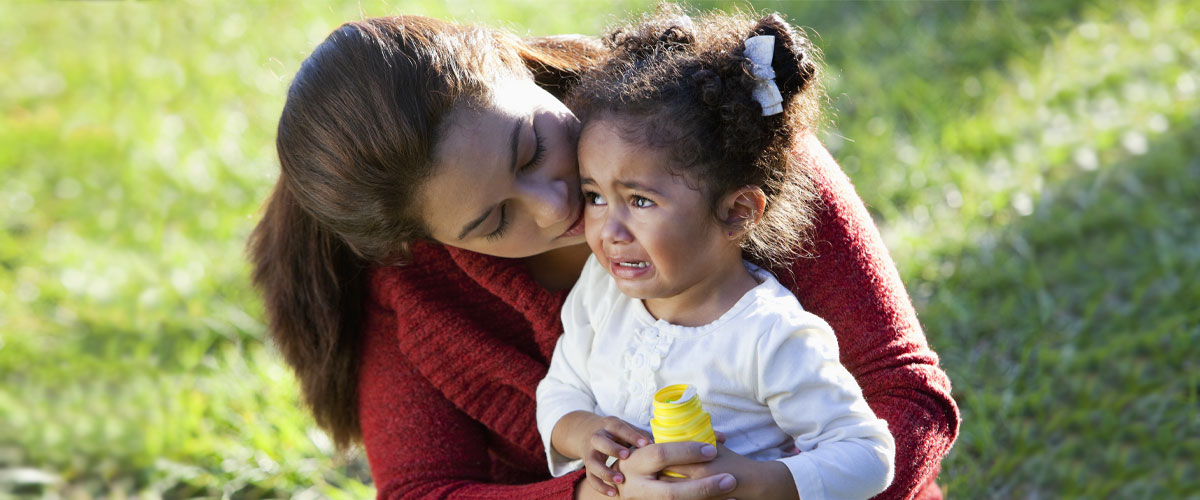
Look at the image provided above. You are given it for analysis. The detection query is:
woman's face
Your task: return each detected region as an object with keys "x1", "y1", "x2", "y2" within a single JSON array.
[{"x1": 418, "y1": 78, "x2": 587, "y2": 258}]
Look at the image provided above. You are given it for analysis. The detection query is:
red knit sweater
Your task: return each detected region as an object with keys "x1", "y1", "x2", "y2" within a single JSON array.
[{"x1": 358, "y1": 136, "x2": 959, "y2": 500}]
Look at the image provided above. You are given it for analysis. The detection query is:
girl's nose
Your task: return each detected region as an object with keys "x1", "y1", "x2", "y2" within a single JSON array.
[
  {"x1": 524, "y1": 179, "x2": 570, "y2": 229},
  {"x1": 599, "y1": 210, "x2": 632, "y2": 245}
]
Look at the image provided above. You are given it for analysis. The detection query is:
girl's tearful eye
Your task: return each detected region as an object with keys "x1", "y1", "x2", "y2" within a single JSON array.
[
  {"x1": 585, "y1": 191, "x2": 607, "y2": 206},
  {"x1": 631, "y1": 196, "x2": 655, "y2": 208}
]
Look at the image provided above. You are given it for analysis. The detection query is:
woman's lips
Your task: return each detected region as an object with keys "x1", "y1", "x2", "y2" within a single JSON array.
[
  {"x1": 609, "y1": 259, "x2": 652, "y2": 280},
  {"x1": 557, "y1": 209, "x2": 586, "y2": 239}
]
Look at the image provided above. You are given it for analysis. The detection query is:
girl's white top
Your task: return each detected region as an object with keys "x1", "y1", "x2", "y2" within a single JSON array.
[{"x1": 536, "y1": 255, "x2": 896, "y2": 500}]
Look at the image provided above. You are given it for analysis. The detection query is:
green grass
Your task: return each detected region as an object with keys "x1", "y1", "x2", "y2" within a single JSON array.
[{"x1": 2, "y1": 0, "x2": 1197, "y2": 498}]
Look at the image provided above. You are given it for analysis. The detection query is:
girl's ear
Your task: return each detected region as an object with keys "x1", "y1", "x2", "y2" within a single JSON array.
[{"x1": 718, "y1": 186, "x2": 767, "y2": 236}]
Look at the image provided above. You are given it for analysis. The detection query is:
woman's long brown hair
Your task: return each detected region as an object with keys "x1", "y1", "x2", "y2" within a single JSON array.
[{"x1": 247, "y1": 16, "x2": 603, "y2": 450}]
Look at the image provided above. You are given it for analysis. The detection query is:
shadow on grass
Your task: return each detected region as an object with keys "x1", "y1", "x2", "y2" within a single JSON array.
[{"x1": 919, "y1": 123, "x2": 1200, "y2": 497}]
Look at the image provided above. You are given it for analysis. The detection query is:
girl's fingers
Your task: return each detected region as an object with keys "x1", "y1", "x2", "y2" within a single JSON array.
[
  {"x1": 590, "y1": 433, "x2": 633, "y2": 460},
  {"x1": 606, "y1": 419, "x2": 653, "y2": 448},
  {"x1": 584, "y1": 452, "x2": 623, "y2": 485},
  {"x1": 586, "y1": 472, "x2": 617, "y2": 497}
]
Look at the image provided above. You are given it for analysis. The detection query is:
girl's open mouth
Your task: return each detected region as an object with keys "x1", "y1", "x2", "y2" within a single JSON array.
[{"x1": 609, "y1": 258, "x2": 652, "y2": 279}]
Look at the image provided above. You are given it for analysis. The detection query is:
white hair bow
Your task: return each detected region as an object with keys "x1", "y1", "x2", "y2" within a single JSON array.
[{"x1": 744, "y1": 35, "x2": 784, "y2": 116}]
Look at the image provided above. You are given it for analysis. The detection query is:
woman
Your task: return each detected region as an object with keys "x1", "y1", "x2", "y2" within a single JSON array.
[{"x1": 249, "y1": 12, "x2": 958, "y2": 500}]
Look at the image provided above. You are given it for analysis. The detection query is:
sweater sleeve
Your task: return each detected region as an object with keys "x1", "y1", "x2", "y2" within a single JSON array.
[
  {"x1": 779, "y1": 136, "x2": 959, "y2": 500},
  {"x1": 758, "y1": 315, "x2": 895, "y2": 500},
  {"x1": 358, "y1": 298, "x2": 584, "y2": 500}
]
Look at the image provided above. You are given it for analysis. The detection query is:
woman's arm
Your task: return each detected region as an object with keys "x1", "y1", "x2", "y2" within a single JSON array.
[
  {"x1": 777, "y1": 135, "x2": 960, "y2": 500},
  {"x1": 359, "y1": 305, "x2": 736, "y2": 500},
  {"x1": 359, "y1": 298, "x2": 583, "y2": 500},
  {"x1": 360, "y1": 257, "x2": 740, "y2": 500}
]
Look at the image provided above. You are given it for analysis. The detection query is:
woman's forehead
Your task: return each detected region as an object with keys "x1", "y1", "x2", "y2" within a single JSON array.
[
  {"x1": 433, "y1": 79, "x2": 540, "y2": 161},
  {"x1": 421, "y1": 81, "x2": 540, "y2": 239},
  {"x1": 422, "y1": 111, "x2": 512, "y2": 235}
]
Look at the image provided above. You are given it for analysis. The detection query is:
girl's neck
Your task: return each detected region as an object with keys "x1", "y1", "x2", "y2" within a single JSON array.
[
  {"x1": 522, "y1": 242, "x2": 592, "y2": 291},
  {"x1": 643, "y1": 254, "x2": 760, "y2": 327}
]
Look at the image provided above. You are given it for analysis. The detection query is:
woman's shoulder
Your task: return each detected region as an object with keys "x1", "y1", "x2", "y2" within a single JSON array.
[
  {"x1": 742, "y1": 265, "x2": 837, "y2": 348},
  {"x1": 365, "y1": 242, "x2": 482, "y2": 310}
]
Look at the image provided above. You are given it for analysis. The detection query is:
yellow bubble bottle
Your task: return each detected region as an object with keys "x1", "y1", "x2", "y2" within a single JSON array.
[{"x1": 650, "y1": 384, "x2": 717, "y2": 478}]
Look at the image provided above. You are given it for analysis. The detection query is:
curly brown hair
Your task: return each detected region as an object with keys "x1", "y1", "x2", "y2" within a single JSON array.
[{"x1": 567, "y1": 5, "x2": 826, "y2": 267}]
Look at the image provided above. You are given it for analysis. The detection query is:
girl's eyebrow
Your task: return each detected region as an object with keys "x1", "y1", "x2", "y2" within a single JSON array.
[
  {"x1": 580, "y1": 177, "x2": 663, "y2": 196},
  {"x1": 618, "y1": 180, "x2": 663, "y2": 196}
]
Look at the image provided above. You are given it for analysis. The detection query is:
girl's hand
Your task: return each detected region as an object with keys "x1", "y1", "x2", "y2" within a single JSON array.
[
  {"x1": 663, "y1": 443, "x2": 799, "y2": 500},
  {"x1": 613, "y1": 442, "x2": 738, "y2": 500},
  {"x1": 582, "y1": 416, "x2": 653, "y2": 496},
  {"x1": 554, "y1": 412, "x2": 654, "y2": 497}
]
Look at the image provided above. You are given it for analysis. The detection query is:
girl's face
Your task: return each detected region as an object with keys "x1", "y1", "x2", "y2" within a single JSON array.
[
  {"x1": 578, "y1": 119, "x2": 739, "y2": 304},
  {"x1": 417, "y1": 78, "x2": 587, "y2": 258}
]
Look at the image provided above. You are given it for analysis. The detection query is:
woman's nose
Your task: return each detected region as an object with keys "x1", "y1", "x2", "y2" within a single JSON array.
[{"x1": 524, "y1": 179, "x2": 570, "y2": 229}]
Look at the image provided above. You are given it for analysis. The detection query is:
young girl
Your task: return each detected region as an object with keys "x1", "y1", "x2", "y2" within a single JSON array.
[{"x1": 536, "y1": 9, "x2": 895, "y2": 500}]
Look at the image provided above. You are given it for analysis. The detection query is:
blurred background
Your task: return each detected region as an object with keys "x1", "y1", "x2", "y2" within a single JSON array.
[{"x1": 2, "y1": 0, "x2": 1197, "y2": 498}]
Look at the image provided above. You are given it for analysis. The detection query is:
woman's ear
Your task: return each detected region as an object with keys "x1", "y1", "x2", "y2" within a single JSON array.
[{"x1": 718, "y1": 186, "x2": 767, "y2": 236}]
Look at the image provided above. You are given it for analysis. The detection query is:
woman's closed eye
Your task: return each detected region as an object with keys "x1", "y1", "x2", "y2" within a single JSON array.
[
  {"x1": 521, "y1": 134, "x2": 546, "y2": 172},
  {"x1": 485, "y1": 203, "x2": 510, "y2": 241},
  {"x1": 485, "y1": 131, "x2": 544, "y2": 242}
]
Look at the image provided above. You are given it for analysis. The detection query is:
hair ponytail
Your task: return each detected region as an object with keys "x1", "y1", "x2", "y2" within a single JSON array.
[
  {"x1": 248, "y1": 181, "x2": 367, "y2": 450},
  {"x1": 747, "y1": 14, "x2": 817, "y2": 103}
]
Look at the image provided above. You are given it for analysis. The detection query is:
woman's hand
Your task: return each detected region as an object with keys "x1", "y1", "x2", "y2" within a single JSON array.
[
  {"x1": 612, "y1": 442, "x2": 738, "y2": 500},
  {"x1": 663, "y1": 443, "x2": 799, "y2": 500}
]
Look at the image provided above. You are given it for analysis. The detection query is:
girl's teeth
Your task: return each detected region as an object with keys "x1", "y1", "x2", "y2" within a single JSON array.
[{"x1": 618, "y1": 261, "x2": 648, "y2": 268}]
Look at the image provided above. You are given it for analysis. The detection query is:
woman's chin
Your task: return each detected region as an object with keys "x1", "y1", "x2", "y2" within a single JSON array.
[
  {"x1": 556, "y1": 233, "x2": 588, "y2": 247},
  {"x1": 522, "y1": 237, "x2": 589, "y2": 259}
]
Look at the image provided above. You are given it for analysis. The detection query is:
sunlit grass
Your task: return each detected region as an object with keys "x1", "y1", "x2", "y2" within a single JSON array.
[{"x1": 2, "y1": 0, "x2": 1196, "y2": 498}]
